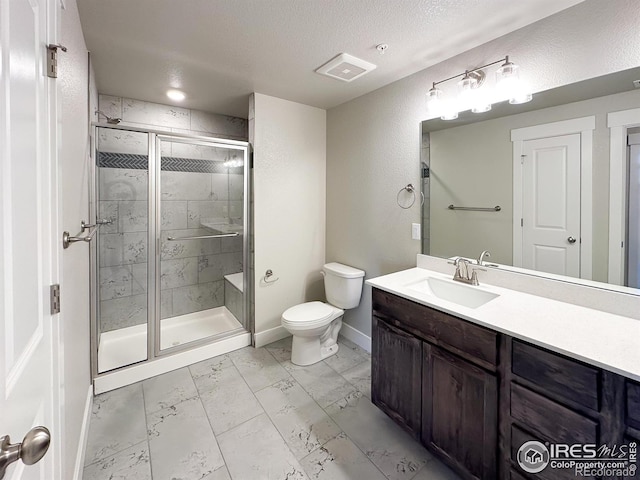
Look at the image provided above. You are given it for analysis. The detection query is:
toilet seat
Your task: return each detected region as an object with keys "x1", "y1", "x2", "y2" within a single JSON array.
[{"x1": 282, "y1": 301, "x2": 337, "y2": 329}]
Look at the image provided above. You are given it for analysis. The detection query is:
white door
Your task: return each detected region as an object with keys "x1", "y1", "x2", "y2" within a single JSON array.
[
  {"x1": 520, "y1": 134, "x2": 581, "y2": 277},
  {"x1": 0, "y1": 0, "x2": 59, "y2": 477}
]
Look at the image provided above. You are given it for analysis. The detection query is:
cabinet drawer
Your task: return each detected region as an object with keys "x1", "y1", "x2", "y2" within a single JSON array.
[
  {"x1": 627, "y1": 379, "x2": 640, "y2": 431},
  {"x1": 512, "y1": 340, "x2": 600, "y2": 411},
  {"x1": 372, "y1": 288, "x2": 497, "y2": 368},
  {"x1": 510, "y1": 383, "x2": 598, "y2": 446}
]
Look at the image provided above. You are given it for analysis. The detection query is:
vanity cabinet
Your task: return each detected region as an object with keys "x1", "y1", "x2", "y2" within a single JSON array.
[
  {"x1": 371, "y1": 287, "x2": 640, "y2": 480},
  {"x1": 502, "y1": 339, "x2": 626, "y2": 479},
  {"x1": 626, "y1": 379, "x2": 640, "y2": 440},
  {"x1": 371, "y1": 316, "x2": 422, "y2": 438},
  {"x1": 422, "y1": 343, "x2": 498, "y2": 480},
  {"x1": 372, "y1": 288, "x2": 499, "y2": 480}
]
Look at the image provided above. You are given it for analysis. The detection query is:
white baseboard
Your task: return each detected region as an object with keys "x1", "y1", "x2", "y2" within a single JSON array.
[
  {"x1": 73, "y1": 384, "x2": 94, "y2": 480},
  {"x1": 254, "y1": 325, "x2": 290, "y2": 348},
  {"x1": 340, "y1": 323, "x2": 371, "y2": 353},
  {"x1": 94, "y1": 332, "x2": 251, "y2": 394}
]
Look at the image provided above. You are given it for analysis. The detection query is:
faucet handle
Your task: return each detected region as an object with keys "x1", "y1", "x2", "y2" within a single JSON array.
[
  {"x1": 477, "y1": 250, "x2": 491, "y2": 265},
  {"x1": 469, "y1": 268, "x2": 485, "y2": 285},
  {"x1": 447, "y1": 256, "x2": 461, "y2": 265}
]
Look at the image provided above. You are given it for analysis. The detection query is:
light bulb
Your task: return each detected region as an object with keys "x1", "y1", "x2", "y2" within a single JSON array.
[
  {"x1": 496, "y1": 57, "x2": 532, "y2": 104},
  {"x1": 223, "y1": 158, "x2": 244, "y2": 168},
  {"x1": 426, "y1": 85, "x2": 443, "y2": 116},
  {"x1": 457, "y1": 72, "x2": 478, "y2": 109},
  {"x1": 440, "y1": 98, "x2": 459, "y2": 120},
  {"x1": 496, "y1": 58, "x2": 519, "y2": 98},
  {"x1": 458, "y1": 71, "x2": 491, "y2": 113},
  {"x1": 472, "y1": 103, "x2": 492, "y2": 113},
  {"x1": 166, "y1": 89, "x2": 186, "y2": 102}
]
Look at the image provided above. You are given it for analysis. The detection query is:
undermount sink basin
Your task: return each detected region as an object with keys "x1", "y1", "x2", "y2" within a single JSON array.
[{"x1": 406, "y1": 276, "x2": 499, "y2": 309}]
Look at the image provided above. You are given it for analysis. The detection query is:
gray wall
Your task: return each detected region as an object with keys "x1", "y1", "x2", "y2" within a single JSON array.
[
  {"x1": 59, "y1": 0, "x2": 94, "y2": 475},
  {"x1": 252, "y1": 93, "x2": 326, "y2": 343},
  {"x1": 326, "y1": 0, "x2": 640, "y2": 337}
]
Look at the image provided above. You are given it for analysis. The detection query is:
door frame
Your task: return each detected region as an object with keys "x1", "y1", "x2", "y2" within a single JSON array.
[
  {"x1": 511, "y1": 116, "x2": 595, "y2": 279},
  {"x1": 607, "y1": 108, "x2": 640, "y2": 285}
]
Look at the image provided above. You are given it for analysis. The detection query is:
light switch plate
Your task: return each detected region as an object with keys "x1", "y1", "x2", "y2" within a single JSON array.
[{"x1": 412, "y1": 223, "x2": 421, "y2": 240}]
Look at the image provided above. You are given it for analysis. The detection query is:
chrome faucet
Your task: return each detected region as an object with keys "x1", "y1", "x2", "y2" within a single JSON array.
[
  {"x1": 477, "y1": 250, "x2": 491, "y2": 266},
  {"x1": 453, "y1": 258, "x2": 485, "y2": 286}
]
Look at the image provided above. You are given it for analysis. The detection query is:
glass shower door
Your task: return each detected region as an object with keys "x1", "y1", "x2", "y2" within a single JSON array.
[
  {"x1": 156, "y1": 136, "x2": 246, "y2": 352},
  {"x1": 95, "y1": 127, "x2": 150, "y2": 373}
]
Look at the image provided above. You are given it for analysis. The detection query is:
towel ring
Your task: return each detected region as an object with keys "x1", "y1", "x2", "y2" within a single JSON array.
[
  {"x1": 397, "y1": 184, "x2": 425, "y2": 209},
  {"x1": 263, "y1": 269, "x2": 279, "y2": 285}
]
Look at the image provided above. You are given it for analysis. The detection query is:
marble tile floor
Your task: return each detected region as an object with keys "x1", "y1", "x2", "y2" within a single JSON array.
[{"x1": 82, "y1": 336, "x2": 460, "y2": 480}]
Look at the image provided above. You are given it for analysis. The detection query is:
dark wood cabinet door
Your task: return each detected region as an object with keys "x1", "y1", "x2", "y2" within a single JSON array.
[
  {"x1": 422, "y1": 343, "x2": 498, "y2": 480},
  {"x1": 371, "y1": 316, "x2": 422, "y2": 439}
]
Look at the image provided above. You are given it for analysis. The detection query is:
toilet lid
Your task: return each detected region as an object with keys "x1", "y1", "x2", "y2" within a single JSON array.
[{"x1": 282, "y1": 301, "x2": 333, "y2": 323}]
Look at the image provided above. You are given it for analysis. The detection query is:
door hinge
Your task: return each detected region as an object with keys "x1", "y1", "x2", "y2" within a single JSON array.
[
  {"x1": 521, "y1": 218, "x2": 523, "y2": 227},
  {"x1": 46, "y1": 44, "x2": 67, "y2": 78},
  {"x1": 520, "y1": 154, "x2": 526, "y2": 164},
  {"x1": 50, "y1": 284, "x2": 60, "y2": 314}
]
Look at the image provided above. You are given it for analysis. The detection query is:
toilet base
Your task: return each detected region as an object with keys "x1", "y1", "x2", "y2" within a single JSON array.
[{"x1": 290, "y1": 317, "x2": 343, "y2": 366}]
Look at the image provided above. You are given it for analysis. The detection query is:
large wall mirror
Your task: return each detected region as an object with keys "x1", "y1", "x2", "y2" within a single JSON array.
[{"x1": 420, "y1": 66, "x2": 640, "y2": 294}]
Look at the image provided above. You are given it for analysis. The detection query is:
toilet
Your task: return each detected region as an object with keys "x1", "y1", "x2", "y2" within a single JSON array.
[{"x1": 281, "y1": 262, "x2": 365, "y2": 366}]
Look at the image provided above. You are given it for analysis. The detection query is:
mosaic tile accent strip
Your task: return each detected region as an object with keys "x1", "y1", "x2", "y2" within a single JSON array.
[
  {"x1": 99, "y1": 152, "x2": 148, "y2": 170},
  {"x1": 98, "y1": 152, "x2": 243, "y2": 174}
]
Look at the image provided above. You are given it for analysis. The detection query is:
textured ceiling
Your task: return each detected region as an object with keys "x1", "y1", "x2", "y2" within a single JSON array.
[{"x1": 78, "y1": 0, "x2": 584, "y2": 118}]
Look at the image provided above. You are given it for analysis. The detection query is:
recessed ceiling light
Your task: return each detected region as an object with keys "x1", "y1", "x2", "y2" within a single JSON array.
[{"x1": 167, "y1": 89, "x2": 186, "y2": 101}]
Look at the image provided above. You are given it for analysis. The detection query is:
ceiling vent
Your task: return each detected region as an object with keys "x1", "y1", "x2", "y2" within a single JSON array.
[{"x1": 315, "y1": 53, "x2": 376, "y2": 82}]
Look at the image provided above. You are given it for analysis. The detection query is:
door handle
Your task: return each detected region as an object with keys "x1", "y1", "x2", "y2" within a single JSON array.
[
  {"x1": 567, "y1": 236, "x2": 577, "y2": 244},
  {"x1": 0, "y1": 426, "x2": 50, "y2": 479}
]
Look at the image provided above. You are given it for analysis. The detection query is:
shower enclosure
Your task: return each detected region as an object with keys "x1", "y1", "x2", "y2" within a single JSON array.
[{"x1": 89, "y1": 124, "x2": 251, "y2": 380}]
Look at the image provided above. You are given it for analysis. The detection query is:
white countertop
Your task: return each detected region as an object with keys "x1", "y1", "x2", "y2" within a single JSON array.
[{"x1": 366, "y1": 267, "x2": 640, "y2": 382}]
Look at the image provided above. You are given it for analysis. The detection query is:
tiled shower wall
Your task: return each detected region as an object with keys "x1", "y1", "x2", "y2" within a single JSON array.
[
  {"x1": 97, "y1": 96, "x2": 247, "y2": 333},
  {"x1": 98, "y1": 95, "x2": 248, "y2": 140}
]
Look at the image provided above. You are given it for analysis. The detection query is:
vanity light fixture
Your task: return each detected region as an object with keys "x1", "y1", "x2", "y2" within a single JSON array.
[
  {"x1": 496, "y1": 56, "x2": 532, "y2": 104},
  {"x1": 426, "y1": 55, "x2": 532, "y2": 120},
  {"x1": 166, "y1": 89, "x2": 186, "y2": 102}
]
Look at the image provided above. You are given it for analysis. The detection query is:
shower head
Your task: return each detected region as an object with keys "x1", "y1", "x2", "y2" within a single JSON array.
[{"x1": 96, "y1": 110, "x2": 122, "y2": 125}]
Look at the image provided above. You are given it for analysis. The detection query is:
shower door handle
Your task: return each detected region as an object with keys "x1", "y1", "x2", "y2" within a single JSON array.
[{"x1": 167, "y1": 233, "x2": 239, "y2": 241}]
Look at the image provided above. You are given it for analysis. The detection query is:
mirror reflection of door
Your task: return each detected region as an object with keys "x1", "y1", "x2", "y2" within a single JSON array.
[
  {"x1": 511, "y1": 117, "x2": 593, "y2": 280},
  {"x1": 519, "y1": 134, "x2": 581, "y2": 277},
  {"x1": 627, "y1": 132, "x2": 640, "y2": 288}
]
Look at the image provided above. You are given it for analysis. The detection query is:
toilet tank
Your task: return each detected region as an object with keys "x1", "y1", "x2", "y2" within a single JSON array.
[{"x1": 323, "y1": 262, "x2": 365, "y2": 309}]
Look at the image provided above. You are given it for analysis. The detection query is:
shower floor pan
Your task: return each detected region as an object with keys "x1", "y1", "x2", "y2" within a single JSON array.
[{"x1": 98, "y1": 306, "x2": 243, "y2": 373}]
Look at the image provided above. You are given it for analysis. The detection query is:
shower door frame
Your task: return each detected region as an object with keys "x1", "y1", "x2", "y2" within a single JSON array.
[{"x1": 89, "y1": 123, "x2": 252, "y2": 382}]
